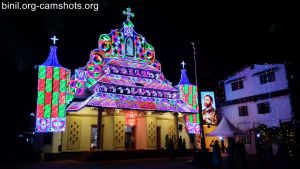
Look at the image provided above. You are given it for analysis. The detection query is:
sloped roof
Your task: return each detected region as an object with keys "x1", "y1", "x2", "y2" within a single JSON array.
[
  {"x1": 40, "y1": 46, "x2": 62, "y2": 67},
  {"x1": 206, "y1": 116, "x2": 247, "y2": 137},
  {"x1": 67, "y1": 92, "x2": 198, "y2": 113},
  {"x1": 175, "y1": 69, "x2": 191, "y2": 87},
  {"x1": 65, "y1": 8, "x2": 198, "y2": 114}
]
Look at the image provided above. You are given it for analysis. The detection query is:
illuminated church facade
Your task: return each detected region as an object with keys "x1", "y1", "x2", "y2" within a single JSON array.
[{"x1": 36, "y1": 8, "x2": 205, "y2": 153}]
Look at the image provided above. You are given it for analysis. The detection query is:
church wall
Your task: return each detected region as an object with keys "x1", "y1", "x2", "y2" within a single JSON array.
[
  {"x1": 60, "y1": 108, "x2": 197, "y2": 152},
  {"x1": 146, "y1": 115, "x2": 157, "y2": 149},
  {"x1": 113, "y1": 115, "x2": 126, "y2": 150},
  {"x1": 62, "y1": 107, "x2": 98, "y2": 152},
  {"x1": 51, "y1": 132, "x2": 62, "y2": 153},
  {"x1": 178, "y1": 121, "x2": 191, "y2": 149},
  {"x1": 156, "y1": 112, "x2": 174, "y2": 149}
]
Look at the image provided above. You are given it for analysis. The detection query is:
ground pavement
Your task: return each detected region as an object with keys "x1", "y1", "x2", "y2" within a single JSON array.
[{"x1": 2, "y1": 154, "x2": 298, "y2": 169}]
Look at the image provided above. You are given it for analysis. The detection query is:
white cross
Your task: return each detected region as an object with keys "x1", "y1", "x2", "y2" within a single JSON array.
[
  {"x1": 123, "y1": 7, "x2": 134, "y2": 20},
  {"x1": 181, "y1": 61, "x2": 186, "y2": 69},
  {"x1": 50, "y1": 35, "x2": 59, "y2": 45}
]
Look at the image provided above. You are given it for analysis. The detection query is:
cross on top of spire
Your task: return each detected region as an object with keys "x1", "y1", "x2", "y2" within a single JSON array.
[
  {"x1": 181, "y1": 61, "x2": 186, "y2": 69},
  {"x1": 123, "y1": 7, "x2": 134, "y2": 21},
  {"x1": 50, "y1": 35, "x2": 59, "y2": 45}
]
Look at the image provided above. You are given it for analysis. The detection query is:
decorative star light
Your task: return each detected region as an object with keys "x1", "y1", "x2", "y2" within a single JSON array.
[
  {"x1": 181, "y1": 61, "x2": 186, "y2": 69},
  {"x1": 51, "y1": 35, "x2": 59, "y2": 45},
  {"x1": 123, "y1": 7, "x2": 134, "y2": 21}
]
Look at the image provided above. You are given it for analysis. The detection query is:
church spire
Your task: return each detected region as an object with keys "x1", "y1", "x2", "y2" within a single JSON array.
[
  {"x1": 176, "y1": 61, "x2": 191, "y2": 86},
  {"x1": 41, "y1": 36, "x2": 62, "y2": 67}
]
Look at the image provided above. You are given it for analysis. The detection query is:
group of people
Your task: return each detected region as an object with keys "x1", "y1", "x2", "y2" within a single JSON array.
[
  {"x1": 165, "y1": 135, "x2": 186, "y2": 159},
  {"x1": 210, "y1": 138, "x2": 247, "y2": 169},
  {"x1": 256, "y1": 137, "x2": 286, "y2": 169}
]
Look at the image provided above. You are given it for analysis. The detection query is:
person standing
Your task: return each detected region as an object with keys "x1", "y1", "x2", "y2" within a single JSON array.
[
  {"x1": 211, "y1": 140, "x2": 222, "y2": 169},
  {"x1": 130, "y1": 135, "x2": 135, "y2": 149},
  {"x1": 227, "y1": 138, "x2": 236, "y2": 169},
  {"x1": 182, "y1": 138, "x2": 186, "y2": 150},
  {"x1": 236, "y1": 139, "x2": 247, "y2": 169}
]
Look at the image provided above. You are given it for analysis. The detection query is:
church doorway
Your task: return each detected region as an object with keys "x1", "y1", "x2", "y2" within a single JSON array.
[
  {"x1": 90, "y1": 124, "x2": 104, "y2": 151},
  {"x1": 125, "y1": 126, "x2": 136, "y2": 150},
  {"x1": 90, "y1": 125, "x2": 97, "y2": 151}
]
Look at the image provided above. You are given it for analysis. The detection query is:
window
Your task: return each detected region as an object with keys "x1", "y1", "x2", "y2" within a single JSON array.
[
  {"x1": 260, "y1": 71, "x2": 275, "y2": 84},
  {"x1": 238, "y1": 106, "x2": 248, "y2": 116},
  {"x1": 125, "y1": 37, "x2": 135, "y2": 57},
  {"x1": 231, "y1": 80, "x2": 244, "y2": 91},
  {"x1": 257, "y1": 102, "x2": 270, "y2": 114}
]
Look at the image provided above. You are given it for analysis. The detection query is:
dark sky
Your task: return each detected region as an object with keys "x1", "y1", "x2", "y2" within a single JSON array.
[{"x1": 0, "y1": 0, "x2": 299, "y2": 139}]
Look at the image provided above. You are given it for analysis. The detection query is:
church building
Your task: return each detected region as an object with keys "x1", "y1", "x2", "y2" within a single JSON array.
[{"x1": 36, "y1": 8, "x2": 202, "y2": 153}]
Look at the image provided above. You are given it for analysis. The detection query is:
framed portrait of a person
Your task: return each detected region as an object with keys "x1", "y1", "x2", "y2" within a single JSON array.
[{"x1": 200, "y1": 91, "x2": 217, "y2": 125}]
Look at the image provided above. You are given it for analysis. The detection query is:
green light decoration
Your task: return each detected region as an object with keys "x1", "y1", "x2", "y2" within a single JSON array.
[
  {"x1": 37, "y1": 91, "x2": 45, "y2": 104},
  {"x1": 60, "y1": 80, "x2": 67, "y2": 92},
  {"x1": 86, "y1": 78, "x2": 97, "y2": 88},
  {"x1": 123, "y1": 20, "x2": 134, "y2": 28},
  {"x1": 251, "y1": 122, "x2": 296, "y2": 157},
  {"x1": 58, "y1": 104, "x2": 66, "y2": 118},
  {"x1": 45, "y1": 79, "x2": 52, "y2": 92},
  {"x1": 52, "y1": 92, "x2": 59, "y2": 104},
  {"x1": 53, "y1": 67, "x2": 60, "y2": 80},
  {"x1": 44, "y1": 104, "x2": 51, "y2": 118},
  {"x1": 38, "y1": 66, "x2": 46, "y2": 79},
  {"x1": 99, "y1": 34, "x2": 111, "y2": 41},
  {"x1": 66, "y1": 93, "x2": 75, "y2": 105}
]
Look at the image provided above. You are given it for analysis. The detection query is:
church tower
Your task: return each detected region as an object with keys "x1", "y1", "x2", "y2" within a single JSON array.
[
  {"x1": 35, "y1": 36, "x2": 71, "y2": 132},
  {"x1": 176, "y1": 61, "x2": 200, "y2": 134}
]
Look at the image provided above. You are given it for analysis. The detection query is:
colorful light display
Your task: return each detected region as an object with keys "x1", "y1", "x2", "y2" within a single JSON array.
[
  {"x1": 35, "y1": 9, "x2": 199, "y2": 133},
  {"x1": 35, "y1": 39, "x2": 71, "y2": 132},
  {"x1": 179, "y1": 85, "x2": 200, "y2": 134},
  {"x1": 179, "y1": 85, "x2": 199, "y2": 110},
  {"x1": 36, "y1": 65, "x2": 70, "y2": 132},
  {"x1": 176, "y1": 64, "x2": 200, "y2": 134},
  {"x1": 186, "y1": 122, "x2": 200, "y2": 134},
  {"x1": 125, "y1": 110, "x2": 138, "y2": 126}
]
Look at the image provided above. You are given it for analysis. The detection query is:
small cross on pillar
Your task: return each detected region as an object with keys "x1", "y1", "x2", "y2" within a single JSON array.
[
  {"x1": 181, "y1": 61, "x2": 186, "y2": 69},
  {"x1": 50, "y1": 35, "x2": 59, "y2": 45}
]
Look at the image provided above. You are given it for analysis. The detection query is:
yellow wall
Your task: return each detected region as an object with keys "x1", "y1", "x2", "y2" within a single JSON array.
[
  {"x1": 51, "y1": 132, "x2": 62, "y2": 153},
  {"x1": 62, "y1": 107, "x2": 98, "y2": 152},
  {"x1": 146, "y1": 115, "x2": 157, "y2": 149},
  {"x1": 203, "y1": 125, "x2": 219, "y2": 152},
  {"x1": 156, "y1": 112, "x2": 174, "y2": 149}
]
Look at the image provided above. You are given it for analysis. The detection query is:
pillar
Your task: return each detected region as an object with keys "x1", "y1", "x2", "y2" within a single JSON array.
[
  {"x1": 96, "y1": 108, "x2": 103, "y2": 150},
  {"x1": 174, "y1": 112, "x2": 179, "y2": 149}
]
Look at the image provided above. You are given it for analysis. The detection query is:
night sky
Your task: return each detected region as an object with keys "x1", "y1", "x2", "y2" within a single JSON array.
[{"x1": 0, "y1": 0, "x2": 299, "y2": 149}]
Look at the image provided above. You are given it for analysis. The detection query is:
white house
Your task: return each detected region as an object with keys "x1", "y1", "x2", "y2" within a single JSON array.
[{"x1": 220, "y1": 64, "x2": 293, "y2": 154}]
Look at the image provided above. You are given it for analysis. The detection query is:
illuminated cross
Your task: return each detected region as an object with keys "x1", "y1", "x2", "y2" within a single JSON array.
[
  {"x1": 50, "y1": 35, "x2": 59, "y2": 45},
  {"x1": 181, "y1": 61, "x2": 186, "y2": 69},
  {"x1": 123, "y1": 7, "x2": 134, "y2": 20}
]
